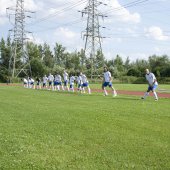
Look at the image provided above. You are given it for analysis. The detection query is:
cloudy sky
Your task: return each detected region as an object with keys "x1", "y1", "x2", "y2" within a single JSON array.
[{"x1": 0, "y1": 0, "x2": 170, "y2": 61}]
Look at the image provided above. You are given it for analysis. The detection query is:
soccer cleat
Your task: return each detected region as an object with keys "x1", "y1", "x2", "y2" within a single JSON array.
[
  {"x1": 155, "y1": 99, "x2": 158, "y2": 101},
  {"x1": 141, "y1": 97, "x2": 145, "y2": 99},
  {"x1": 113, "y1": 94, "x2": 117, "y2": 97}
]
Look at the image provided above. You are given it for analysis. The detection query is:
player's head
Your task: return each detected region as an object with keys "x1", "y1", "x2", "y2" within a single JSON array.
[
  {"x1": 104, "y1": 67, "x2": 108, "y2": 72},
  {"x1": 145, "y1": 69, "x2": 150, "y2": 75}
]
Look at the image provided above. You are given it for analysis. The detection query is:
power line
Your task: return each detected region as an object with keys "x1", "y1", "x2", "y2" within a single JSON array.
[{"x1": 27, "y1": 0, "x2": 88, "y2": 26}]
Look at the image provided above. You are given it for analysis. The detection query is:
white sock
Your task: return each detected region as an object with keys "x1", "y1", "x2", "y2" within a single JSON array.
[
  {"x1": 104, "y1": 89, "x2": 108, "y2": 95},
  {"x1": 112, "y1": 90, "x2": 117, "y2": 96},
  {"x1": 88, "y1": 87, "x2": 91, "y2": 94},
  {"x1": 143, "y1": 92, "x2": 149, "y2": 99},
  {"x1": 153, "y1": 91, "x2": 158, "y2": 100}
]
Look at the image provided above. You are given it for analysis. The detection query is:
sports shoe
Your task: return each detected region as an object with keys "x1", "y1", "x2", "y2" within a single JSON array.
[
  {"x1": 155, "y1": 99, "x2": 158, "y2": 101},
  {"x1": 141, "y1": 97, "x2": 145, "y2": 99},
  {"x1": 113, "y1": 94, "x2": 117, "y2": 97}
]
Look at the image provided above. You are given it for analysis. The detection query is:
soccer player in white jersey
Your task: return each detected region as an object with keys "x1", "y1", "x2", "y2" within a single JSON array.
[
  {"x1": 48, "y1": 73, "x2": 54, "y2": 90},
  {"x1": 77, "y1": 73, "x2": 83, "y2": 92},
  {"x1": 63, "y1": 70, "x2": 69, "y2": 91},
  {"x1": 36, "y1": 77, "x2": 41, "y2": 89},
  {"x1": 27, "y1": 77, "x2": 31, "y2": 88},
  {"x1": 69, "y1": 75, "x2": 75, "y2": 92},
  {"x1": 54, "y1": 74, "x2": 64, "y2": 91},
  {"x1": 141, "y1": 69, "x2": 158, "y2": 101},
  {"x1": 31, "y1": 78, "x2": 35, "y2": 89},
  {"x1": 102, "y1": 67, "x2": 117, "y2": 97},
  {"x1": 23, "y1": 78, "x2": 28, "y2": 88},
  {"x1": 42, "y1": 75, "x2": 48, "y2": 89},
  {"x1": 81, "y1": 73, "x2": 91, "y2": 94}
]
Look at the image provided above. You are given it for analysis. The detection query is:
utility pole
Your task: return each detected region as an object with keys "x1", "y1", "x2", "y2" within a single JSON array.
[
  {"x1": 80, "y1": 0, "x2": 107, "y2": 78},
  {"x1": 6, "y1": 0, "x2": 34, "y2": 79}
]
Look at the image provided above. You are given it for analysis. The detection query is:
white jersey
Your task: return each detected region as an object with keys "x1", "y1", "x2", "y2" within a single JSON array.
[
  {"x1": 43, "y1": 76, "x2": 48, "y2": 83},
  {"x1": 82, "y1": 74, "x2": 88, "y2": 83},
  {"x1": 48, "y1": 74, "x2": 54, "y2": 82},
  {"x1": 77, "y1": 76, "x2": 82, "y2": 84},
  {"x1": 63, "y1": 72, "x2": 68, "y2": 81},
  {"x1": 70, "y1": 76, "x2": 75, "y2": 85},
  {"x1": 28, "y1": 78, "x2": 31, "y2": 84},
  {"x1": 104, "y1": 71, "x2": 111, "y2": 82},
  {"x1": 23, "y1": 78, "x2": 28, "y2": 83},
  {"x1": 55, "y1": 75, "x2": 62, "y2": 82},
  {"x1": 145, "y1": 73, "x2": 158, "y2": 86},
  {"x1": 30, "y1": 78, "x2": 34, "y2": 83}
]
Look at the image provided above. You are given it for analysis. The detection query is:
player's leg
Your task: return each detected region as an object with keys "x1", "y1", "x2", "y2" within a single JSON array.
[
  {"x1": 110, "y1": 83, "x2": 117, "y2": 97},
  {"x1": 70, "y1": 84, "x2": 74, "y2": 92},
  {"x1": 102, "y1": 82, "x2": 108, "y2": 96},
  {"x1": 87, "y1": 85, "x2": 91, "y2": 94},
  {"x1": 152, "y1": 85, "x2": 158, "y2": 101},
  {"x1": 141, "y1": 86, "x2": 150, "y2": 99}
]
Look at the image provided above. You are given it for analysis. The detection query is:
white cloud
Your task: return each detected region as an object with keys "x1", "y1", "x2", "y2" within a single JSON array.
[
  {"x1": 53, "y1": 27, "x2": 83, "y2": 50},
  {"x1": 55, "y1": 27, "x2": 77, "y2": 39},
  {"x1": 146, "y1": 26, "x2": 169, "y2": 41},
  {"x1": 108, "y1": 0, "x2": 141, "y2": 23}
]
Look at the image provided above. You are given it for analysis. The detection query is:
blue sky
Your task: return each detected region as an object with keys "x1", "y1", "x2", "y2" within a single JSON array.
[{"x1": 0, "y1": 0, "x2": 170, "y2": 61}]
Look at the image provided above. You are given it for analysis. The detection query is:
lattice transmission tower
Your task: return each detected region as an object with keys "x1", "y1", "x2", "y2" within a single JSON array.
[
  {"x1": 80, "y1": 0, "x2": 107, "y2": 77},
  {"x1": 7, "y1": 0, "x2": 34, "y2": 79}
]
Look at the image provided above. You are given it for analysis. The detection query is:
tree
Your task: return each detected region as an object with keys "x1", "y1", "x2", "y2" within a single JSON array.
[
  {"x1": 95, "y1": 50, "x2": 105, "y2": 68},
  {"x1": 42, "y1": 43, "x2": 54, "y2": 69},
  {"x1": 114, "y1": 55, "x2": 124, "y2": 72},
  {"x1": 149, "y1": 55, "x2": 170, "y2": 77},
  {"x1": 54, "y1": 43, "x2": 66, "y2": 67}
]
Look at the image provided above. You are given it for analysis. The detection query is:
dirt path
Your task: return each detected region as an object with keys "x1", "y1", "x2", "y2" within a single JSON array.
[
  {"x1": 1, "y1": 83, "x2": 170, "y2": 98},
  {"x1": 92, "y1": 89, "x2": 170, "y2": 98}
]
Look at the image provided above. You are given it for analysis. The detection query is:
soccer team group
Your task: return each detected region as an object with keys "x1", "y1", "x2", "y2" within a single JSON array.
[{"x1": 22, "y1": 67, "x2": 159, "y2": 101}]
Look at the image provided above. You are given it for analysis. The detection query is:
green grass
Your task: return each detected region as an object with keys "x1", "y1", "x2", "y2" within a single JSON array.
[{"x1": 0, "y1": 86, "x2": 170, "y2": 170}]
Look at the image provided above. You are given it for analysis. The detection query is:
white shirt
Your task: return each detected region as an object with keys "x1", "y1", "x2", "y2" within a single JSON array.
[
  {"x1": 104, "y1": 71, "x2": 111, "y2": 82},
  {"x1": 70, "y1": 76, "x2": 75, "y2": 85},
  {"x1": 23, "y1": 78, "x2": 28, "y2": 83},
  {"x1": 63, "y1": 72, "x2": 68, "y2": 81},
  {"x1": 55, "y1": 75, "x2": 62, "y2": 82},
  {"x1": 28, "y1": 78, "x2": 31, "y2": 84},
  {"x1": 48, "y1": 74, "x2": 54, "y2": 82},
  {"x1": 145, "y1": 73, "x2": 158, "y2": 86},
  {"x1": 82, "y1": 74, "x2": 88, "y2": 83},
  {"x1": 43, "y1": 76, "x2": 48, "y2": 83},
  {"x1": 31, "y1": 78, "x2": 34, "y2": 83},
  {"x1": 77, "y1": 76, "x2": 82, "y2": 84}
]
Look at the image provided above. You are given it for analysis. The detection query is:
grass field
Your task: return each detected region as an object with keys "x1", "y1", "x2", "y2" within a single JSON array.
[{"x1": 0, "y1": 85, "x2": 170, "y2": 170}]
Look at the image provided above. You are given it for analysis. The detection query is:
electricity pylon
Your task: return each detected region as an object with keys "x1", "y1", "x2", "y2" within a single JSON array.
[
  {"x1": 7, "y1": 0, "x2": 34, "y2": 79},
  {"x1": 80, "y1": 0, "x2": 107, "y2": 78}
]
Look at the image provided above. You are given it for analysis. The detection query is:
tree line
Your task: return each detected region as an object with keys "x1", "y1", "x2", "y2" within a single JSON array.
[{"x1": 0, "y1": 37, "x2": 170, "y2": 83}]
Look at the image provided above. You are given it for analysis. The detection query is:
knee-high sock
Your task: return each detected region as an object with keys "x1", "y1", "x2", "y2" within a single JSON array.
[
  {"x1": 143, "y1": 92, "x2": 149, "y2": 99},
  {"x1": 153, "y1": 91, "x2": 158, "y2": 100}
]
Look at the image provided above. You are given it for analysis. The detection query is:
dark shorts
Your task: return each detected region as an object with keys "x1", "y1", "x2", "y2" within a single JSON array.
[
  {"x1": 103, "y1": 82, "x2": 112, "y2": 87},
  {"x1": 82, "y1": 83, "x2": 89, "y2": 87},
  {"x1": 148, "y1": 84, "x2": 158, "y2": 91},
  {"x1": 49, "y1": 81, "x2": 52, "y2": 86},
  {"x1": 54, "y1": 81, "x2": 62, "y2": 86},
  {"x1": 64, "y1": 80, "x2": 68, "y2": 86}
]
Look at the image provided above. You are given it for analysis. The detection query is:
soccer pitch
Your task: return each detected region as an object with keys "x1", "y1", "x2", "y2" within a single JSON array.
[{"x1": 0, "y1": 85, "x2": 170, "y2": 170}]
